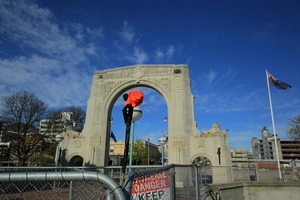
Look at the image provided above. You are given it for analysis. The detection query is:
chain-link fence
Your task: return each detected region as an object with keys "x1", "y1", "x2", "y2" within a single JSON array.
[
  {"x1": 0, "y1": 165, "x2": 299, "y2": 200},
  {"x1": 232, "y1": 167, "x2": 300, "y2": 182},
  {"x1": 0, "y1": 168, "x2": 125, "y2": 200}
]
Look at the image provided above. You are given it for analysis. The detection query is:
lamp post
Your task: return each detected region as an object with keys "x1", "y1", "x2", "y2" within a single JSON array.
[
  {"x1": 129, "y1": 106, "x2": 143, "y2": 167},
  {"x1": 54, "y1": 134, "x2": 64, "y2": 167},
  {"x1": 217, "y1": 146, "x2": 221, "y2": 165},
  {"x1": 148, "y1": 137, "x2": 151, "y2": 165},
  {"x1": 54, "y1": 133, "x2": 64, "y2": 189},
  {"x1": 158, "y1": 137, "x2": 167, "y2": 165}
]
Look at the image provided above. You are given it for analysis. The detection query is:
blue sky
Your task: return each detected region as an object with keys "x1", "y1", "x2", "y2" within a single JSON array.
[{"x1": 0, "y1": 0, "x2": 299, "y2": 150}]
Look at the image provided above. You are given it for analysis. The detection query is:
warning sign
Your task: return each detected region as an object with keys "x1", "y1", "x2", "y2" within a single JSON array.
[{"x1": 131, "y1": 170, "x2": 170, "y2": 200}]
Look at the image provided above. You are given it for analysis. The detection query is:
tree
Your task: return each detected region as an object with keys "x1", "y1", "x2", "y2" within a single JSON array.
[
  {"x1": 132, "y1": 139, "x2": 148, "y2": 165},
  {"x1": 63, "y1": 106, "x2": 85, "y2": 132},
  {"x1": 35, "y1": 142, "x2": 57, "y2": 166},
  {"x1": 287, "y1": 114, "x2": 300, "y2": 140},
  {"x1": 0, "y1": 91, "x2": 48, "y2": 166}
]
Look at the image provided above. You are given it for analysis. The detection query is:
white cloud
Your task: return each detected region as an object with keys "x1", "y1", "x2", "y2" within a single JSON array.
[
  {"x1": 0, "y1": 0, "x2": 97, "y2": 107},
  {"x1": 155, "y1": 48, "x2": 164, "y2": 60},
  {"x1": 154, "y1": 45, "x2": 175, "y2": 61},
  {"x1": 125, "y1": 47, "x2": 149, "y2": 63},
  {"x1": 206, "y1": 70, "x2": 217, "y2": 86},
  {"x1": 71, "y1": 23, "x2": 84, "y2": 41},
  {"x1": 86, "y1": 43, "x2": 98, "y2": 56},
  {"x1": 1, "y1": 1, "x2": 76, "y2": 57},
  {"x1": 86, "y1": 27, "x2": 104, "y2": 39},
  {"x1": 119, "y1": 21, "x2": 136, "y2": 44},
  {"x1": 166, "y1": 45, "x2": 174, "y2": 59}
]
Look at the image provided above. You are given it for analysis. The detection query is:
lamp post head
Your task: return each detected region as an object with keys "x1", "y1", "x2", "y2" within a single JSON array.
[
  {"x1": 164, "y1": 116, "x2": 168, "y2": 122},
  {"x1": 132, "y1": 106, "x2": 143, "y2": 122},
  {"x1": 158, "y1": 137, "x2": 167, "y2": 145},
  {"x1": 55, "y1": 134, "x2": 64, "y2": 143}
]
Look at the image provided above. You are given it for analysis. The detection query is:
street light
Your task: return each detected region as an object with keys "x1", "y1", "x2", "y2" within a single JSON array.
[
  {"x1": 148, "y1": 136, "x2": 151, "y2": 165},
  {"x1": 54, "y1": 133, "x2": 64, "y2": 189},
  {"x1": 54, "y1": 134, "x2": 64, "y2": 167},
  {"x1": 129, "y1": 106, "x2": 143, "y2": 166},
  {"x1": 158, "y1": 137, "x2": 167, "y2": 165}
]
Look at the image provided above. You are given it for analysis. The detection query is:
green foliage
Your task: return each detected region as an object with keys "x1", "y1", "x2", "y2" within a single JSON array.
[
  {"x1": 287, "y1": 114, "x2": 300, "y2": 140},
  {"x1": 35, "y1": 142, "x2": 57, "y2": 166},
  {"x1": 132, "y1": 139, "x2": 149, "y2": 165}
]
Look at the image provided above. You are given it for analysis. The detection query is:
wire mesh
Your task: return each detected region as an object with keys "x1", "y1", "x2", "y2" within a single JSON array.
[{"x1": 0, "y1": 168, "x2": 124, "y2": 200}]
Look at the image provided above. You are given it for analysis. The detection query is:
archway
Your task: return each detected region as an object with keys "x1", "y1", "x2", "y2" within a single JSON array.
[
  {"x1": 69, "y1": 156, "x2": 84, "y2": 166},
  {"x1": 61, "y1": 64, "x2": 232, "y2": 169},
  {"x1": 192, "y1": 156, "x2": 212, "y2": 167}
]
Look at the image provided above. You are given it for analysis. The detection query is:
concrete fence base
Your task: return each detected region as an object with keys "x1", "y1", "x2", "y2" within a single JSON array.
[{"x1": 210, "y1": 181, "x2": 300, "y2": 200}]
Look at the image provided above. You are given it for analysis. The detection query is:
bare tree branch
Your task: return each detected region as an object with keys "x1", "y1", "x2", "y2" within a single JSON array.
[
  {"x1": 0, "y1": 91, "x2": 48, "y2": 166},
  {"x1": 287, "y1": 114, "x2": 300, "y2": 140}
]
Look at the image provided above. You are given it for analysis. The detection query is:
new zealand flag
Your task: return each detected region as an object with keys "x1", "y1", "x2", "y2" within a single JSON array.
[{"x1": 268, "y1": 73, "x2": 291, "y2": 90}]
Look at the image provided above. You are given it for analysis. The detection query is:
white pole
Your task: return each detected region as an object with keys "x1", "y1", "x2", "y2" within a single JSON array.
[
  {"x1": 54, "y1": 143, "x2": 60, "y2": 167},
  {"x1": 162, "y1": 145, "x2": 165, "y2": 165},
  {"x1": 266, "y1": 70, "x2": 282, "y2": 181}
]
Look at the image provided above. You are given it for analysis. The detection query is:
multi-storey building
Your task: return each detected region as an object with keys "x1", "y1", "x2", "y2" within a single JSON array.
[
  {"x1": 39, "y1": 112, "x2": 73, "y2": 137},
  {"x1": 280, "y1": 139, "x2": 300, "y2": 160},
  {"x1": 251, "y1": 126, "x2": 300, "y2": 161},
  {"x1": 230, "y1": 148, "x2": 250, "y2": 168}
]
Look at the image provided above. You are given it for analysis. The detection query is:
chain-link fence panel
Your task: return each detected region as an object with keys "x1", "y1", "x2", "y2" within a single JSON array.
[
  {"x1": 70, "y1": 180, "x2": 114, "y2": 199},
  {"x1": 232, "y1": 168, "x2": 255, "y2": 182},
  {"x1": 198, "y1": 167, "x2": 213, "y2": 185},
  {"x1": 232, "y1": 168, "x2": 285, "y2": 182},
  {"x1": 256, "y1": 169, "x2": 282, "y2": 181},
  {"x1": 173, "y1": 165, "x2": 200, "y2": 200},
  {"x1": 1, "y1": 181, "x2": 70, "y2": 200},
  {"x1": 0, "y1": 170, "x2": 125, "y2": 200}
]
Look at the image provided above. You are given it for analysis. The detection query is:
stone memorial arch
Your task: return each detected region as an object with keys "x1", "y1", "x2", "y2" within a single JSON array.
[{"x1": 61, "y1": 64, "x2": 232, "y2": 170}]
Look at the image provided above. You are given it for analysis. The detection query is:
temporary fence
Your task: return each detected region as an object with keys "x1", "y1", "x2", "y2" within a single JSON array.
[
  {"x1": 0, "y1": 165, "x2": 204, "y2": 200},
  {"x1": 0, "y1": 168, "x2": 125, "y2": 200},
  {"x1": 232, "y1": 167, "x2": 300, "y2": 182},
  {"x1": 0, "y1": 165, "x2": 298, "y2": 200}
]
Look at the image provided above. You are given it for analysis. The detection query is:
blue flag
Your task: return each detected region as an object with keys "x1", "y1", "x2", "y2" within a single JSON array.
[
  {"x1": 111, "y1": 131, "x2": 117, "y2": 142},
  {"x1": 268, "y1": 73, "x2": 291, "y2": 90}
]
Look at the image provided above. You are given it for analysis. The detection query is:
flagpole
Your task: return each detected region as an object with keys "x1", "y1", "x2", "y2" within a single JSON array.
[{"x1": 266, "y1": 70, "x2": 282, "y2": 181}]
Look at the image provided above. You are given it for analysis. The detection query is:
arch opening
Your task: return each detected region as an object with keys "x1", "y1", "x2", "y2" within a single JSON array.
[
  {"x1": 69, "y1": 155, "x2": 84, "y2": 166},
  {"x1": 108, "y1": 86, "x2": 168, "y2": 166},
  {"x1": 192, "y1": 156, "x2": 212, "y2": 167}
]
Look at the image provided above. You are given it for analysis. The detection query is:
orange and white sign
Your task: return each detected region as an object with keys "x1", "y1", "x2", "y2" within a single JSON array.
[{"x1": 131, "y1": 171, "x2": 170, "y2": 200}]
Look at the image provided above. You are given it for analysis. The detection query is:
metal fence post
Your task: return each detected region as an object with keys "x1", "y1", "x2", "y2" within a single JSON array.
[
  {"x1": 194, "y1": 165, "x2": 199, "y2": 200},
  {"x1": 170, "y1": 166, "x2": 176, "y2": 200},
  {"x1": 255, "y1": 169, "x2": 259, "y2": 182}
]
